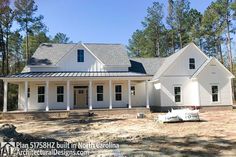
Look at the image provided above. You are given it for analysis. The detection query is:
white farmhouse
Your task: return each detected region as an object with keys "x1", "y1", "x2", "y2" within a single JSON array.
[{"x1": 1, "y1": 42, "x2": 234, "y2": 112}]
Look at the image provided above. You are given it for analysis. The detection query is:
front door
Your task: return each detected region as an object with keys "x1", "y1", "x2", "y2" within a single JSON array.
[{"x1": 74, "y1": 86, "x2": 88, "y2": 109}]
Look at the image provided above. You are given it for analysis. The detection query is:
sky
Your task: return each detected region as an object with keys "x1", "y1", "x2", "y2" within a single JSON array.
[{"x1": 31, "y1": 0, "x2": 214, "y2": 45}]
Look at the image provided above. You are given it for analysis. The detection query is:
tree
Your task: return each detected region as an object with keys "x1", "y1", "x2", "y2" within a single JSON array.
[
  {"x1": 14, "y1": 0, "x2": 45, "y2": 63},
  {"x1": 167, "y1": 0, "x2": 177, "y2": 53},
  {"x1": 231, "y1": 0, "x2": 236, "y2": 17},
  {"x1": 128, "y1": 2, "x2": 167, "y2": 57},
  {"x1": 22, "y1": 32, "x2": 50, "y2": 59},
  {"x1": 8, "y1": 31, "x2": 23, "y2": 73},
  {"x1": 0, "y1": 0, "x2": 14, "y2": 75},
  {"x1": 201, "y1": 1, "x2": 226, "y2": 61},
  {"x1": 142, "y1": 2, "x2": 166, "y2": 57},
  {"x1": 201, "y1": 0, "x2": 234, "y2": 68},
  {"x1": 187, "y1": 9, "x2": 202, "y2": 47},
  {"x1": 2, "y1": 6, "x2": 14, "y2": 74},
  {"x1": 52, "y1": 32, "x2": 70, "y2": 44},
  {"x1": 224, "y1": 0, "x2": 233, "y2": 72},
  {"x1": 167, "y1": 0, "x2": 191, "y2": 49},
  {"x1": 128, "y1": 30, "x2": 149, "y2": 57}
]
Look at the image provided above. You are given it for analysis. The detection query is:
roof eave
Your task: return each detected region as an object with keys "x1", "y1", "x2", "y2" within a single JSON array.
[
  {"x1": 104, "y1": 64, "x2": 131, "y2": 67},
  {"x1": 28, "y1": 65, "x2": 58, "y2": 68}
]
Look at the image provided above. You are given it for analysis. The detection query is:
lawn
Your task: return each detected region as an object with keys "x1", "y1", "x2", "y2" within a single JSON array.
[{"x1": 0, "y1": 110, "x2": 236, "y2": 156}]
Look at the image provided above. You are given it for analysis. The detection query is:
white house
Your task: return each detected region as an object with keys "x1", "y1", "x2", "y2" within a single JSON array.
[{"x1": 1, "y1": 42, "x2": 234, "y2": 112}]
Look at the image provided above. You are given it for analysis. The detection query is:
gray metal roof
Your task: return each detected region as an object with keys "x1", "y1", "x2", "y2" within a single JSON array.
[
  {"x1": 129, "y1": 58, "x2": 165, "y2": 75},
  {"x1": 28, "y1": 43, "x2": 131, "y2": 67},
  {"x1": 5, "y1": 71, "x2": 151, "y2": 78}
]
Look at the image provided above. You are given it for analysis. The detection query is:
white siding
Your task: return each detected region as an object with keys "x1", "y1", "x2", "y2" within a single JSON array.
[
  {"x1": 197, "y1": 63, "x2": 233, "y2": 106},
  {"x1": 30, "y1": 45, "x2": 105, "y2": 72},
  {"x1": 17, "y1": 80, "x2": 148, "y2": 110},
  {"x1": 158, "y1": 77, "x2": 199, "y2": 107},
  {"x1": 29, "y1": 45, "x2": 129, "y2": 72},
  {"x1": 58, "y1": 47, "x2": 104, "y2": 71},
  {"x1": 92, "y1": 81, "x2": 109, "y2": 108},
  {"x1": 152, "y1": 82, "x2": 162, "y2": 106},
  {"x1": 18, "y1": 81, "x2": 73, "y2": 110},
  {"x1": 164, "y1": 46, "x2": 207, "y2": 76},
  {"x1": 18, "y1": 83, "x2": 24, "y2": 110},
  {"x1": 130, "y1": 82, "x2": 146, "y2": 107}
]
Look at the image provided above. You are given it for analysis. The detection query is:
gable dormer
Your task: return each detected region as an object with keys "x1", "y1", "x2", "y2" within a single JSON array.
[
  {"x1": 57, "y1": 44, "x2": 105, "y2": 71},
  {"x1": 27, "y1": 43, "x2": 131, "y2": 72}
]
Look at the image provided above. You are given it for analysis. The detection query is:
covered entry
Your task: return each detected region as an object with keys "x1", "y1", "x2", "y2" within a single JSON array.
[{"x1": 74, "y1": 86, "x2": 88, "y2": 109}]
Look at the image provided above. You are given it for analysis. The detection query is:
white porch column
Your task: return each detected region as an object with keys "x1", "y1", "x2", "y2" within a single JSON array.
[
  {"x1": 3, "y1": 81, "x2": 8, "y2": 112},
  {"x1": 128, "y1": 80, "x2": 131, "y2": 108},
  {"x1": 66, "y1": 80, "x2": 70, "y2": 111},
  {"x1": 45, "y1": 81, "x2": 49, "y2": 111},
  {"x1": 109, "y1": 80, "x2": 112, "y2": 109},
  {"x1": 145, "y1": 80, "x2": 150, "y2": 108},
  {"x1": 89, "y1": 80, "x2": 92, "y2": 110},
  {"x1": 24, "y1": 81, "x2": 28, "y2": 112}
]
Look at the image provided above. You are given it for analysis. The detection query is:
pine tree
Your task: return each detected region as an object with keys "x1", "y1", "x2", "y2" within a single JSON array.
[
  {"x1": 128, "y1": 2, "x2": 167, "y2": 57},
  {"x1": 52, "y1": 33, "x2": 71, "y2": 44},
  {"x1": 8, "y1": 31, "x2": 23, "y2": 73},
  {"x1": 14, "y1": 0, "x2": 45, "y2": 63},
  {"x1": 22, "y1": 32, "x2": 50, "y2": 58},
  {"x1": 0, "y1": 0, "x2": 14, "y2": 75},
  {"x1": 167, "y1": 0, "x2": 190, "y2": 49}
]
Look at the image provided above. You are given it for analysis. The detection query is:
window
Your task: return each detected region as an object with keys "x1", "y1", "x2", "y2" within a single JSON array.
[
  {"x1": 212, "y1": 85, "x2": 219, "y2": 102},
  {"x1": 97, "y1": 85, "x2": 103, "y2": 101},
  {"x1": 189, "y1": 58, "x2": 195, "y2": 69},
  {"x1": 38, "y1": 86, "x2": 45, "y2": 103},
  {"x1": 131, "y1": 86, "x2": 135, "y2": 95},
  {"x1": 174, "y1": 86, "x2": 181, "y2": 103},
  {"x1": 78, "y1": 90, "x2": 84, "y2": 94},
  {"x1": 115, "y1": 85, "x2": 122, "y2": 101},
  {"x1": 27, "y1": 88, "x2": 30, "y2": 98},
  {"x1": 77, "y1": 49, "x2": 84, "y2": 62},
  {"x1": 57, "y1": 86, "x2": 64, "y2": 102}
]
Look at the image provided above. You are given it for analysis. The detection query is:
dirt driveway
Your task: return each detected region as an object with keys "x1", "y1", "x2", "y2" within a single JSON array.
[{"x1": 0, "y1": 110, "x2": 236, "y2": 156}]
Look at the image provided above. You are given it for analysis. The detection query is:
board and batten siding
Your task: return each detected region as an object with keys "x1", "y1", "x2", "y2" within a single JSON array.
[
  {"x1": 163, "y1": 45, "x2": 208, "y2": 77},
  {"x1": 18, "y1": 81, "x2": 74, "y2": 110},
  {"x1": 29, "y1": 45, "x2": 129, "y2": 72},
  {"x1": 152, "y1": 44, "x2": 208, "y2": 107},
  {"x1": 157, "y1": 77, "x2": 199, "y2": 107},
  {"x1": 197, "y1": 62, "x2": 233, "y2": 106}
]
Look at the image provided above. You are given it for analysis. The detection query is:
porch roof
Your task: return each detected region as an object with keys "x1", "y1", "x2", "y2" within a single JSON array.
[{"x1": 3, "y1": 71, "x2": 152, "y2": 79}]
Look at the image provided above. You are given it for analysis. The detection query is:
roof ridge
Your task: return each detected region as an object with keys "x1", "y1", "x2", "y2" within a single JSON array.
[
  {"x1": 40, "y1": 43, "x2": 76, "y2": 45},
  {"x1": 84, "y1": 43, "x2": 122, "y2": 45},
  {"x1": 131, "y1": 57, "x2": 165, "y2": 59}
]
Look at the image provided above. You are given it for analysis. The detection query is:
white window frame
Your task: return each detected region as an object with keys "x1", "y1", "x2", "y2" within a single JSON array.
[
  {"x1": 114, "y1": 84, "x2": 122, "y2": 101},
  {"x1": 211, "y1": 84, "x2": 220, "y2": 103},
  {"x1": 96, "y1": 85, "x2": 104, "y2": 102},
  {"x1": 173, "y1": 85, "x2": 182, "y2": 104},
  {"x1": 37, "y1": 85, "x2": 45, "y2": 104},
  {"x1": 57, "y1": 85, "x2": 64, "y2": 103}
]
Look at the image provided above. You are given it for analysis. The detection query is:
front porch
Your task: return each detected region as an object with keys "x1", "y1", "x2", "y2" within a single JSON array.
[{"x1": 2, "y1": 76, "x2": 152, "y2": 112}]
